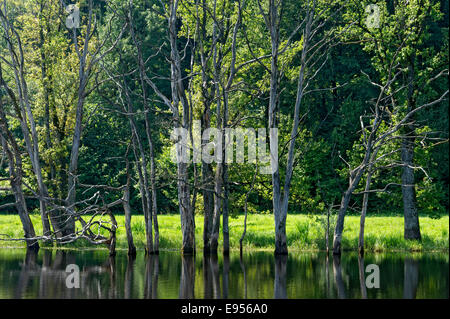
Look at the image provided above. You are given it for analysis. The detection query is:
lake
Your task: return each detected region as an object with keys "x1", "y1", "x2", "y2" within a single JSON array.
[{"x1": 0, "y1": 249, "x2": 447, "y2": 299}]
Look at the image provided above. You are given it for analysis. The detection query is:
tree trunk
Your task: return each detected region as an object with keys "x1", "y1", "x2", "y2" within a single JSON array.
[
  {"x1": 333, "y1": 165, "x2": 366, "y2": 255},
  {"x1": 125, "y1": 82, "x2": 154, "y2": 254},
  {"x1": 169, "y1": 0, "x2": 195, "y2": 255},
  {"x1": 0, "y1": 105, "x2": 39, "y2": 250},
  {"x1": 401, "y1": 57, "x2": 421, "y2": 240},
  {"x1": 222, "y1": 105, "x2": 230, "y2": 256},
  {"x1": 123, "y1": 161, "x2": 136, "y2": 256},
  {"x1": 202, "y1": 149, "x2": 214, "y2": 254},
  {"x1": 128, "y1": 8, "x2": 160, "y2": 253},
  {"x1": 210, "y1": 162, "x2": 222, "y2": 253},
  {"x1": 267, "y1": 0, "x2": 285, "y2": 255},
  {"x1": 359, "y1": 170, "x2": 373, "y2": 255}
]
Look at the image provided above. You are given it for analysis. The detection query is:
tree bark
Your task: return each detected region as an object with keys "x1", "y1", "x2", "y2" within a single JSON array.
[
  {"x1": 359, "y1": 169, "x2": 373, "y2": 255},
  {"x1": 0, "y1": 95, "x2": 39, "y2": 250},
  {"x1": 169, "y1": 0, "x2": 195, "y2": 254},
  {"x1": 123, "y1": 160, "x2": 136, "y2": 256},
  {"x1": 401, "y1": 57, "x2": 421, "y2": 240}
]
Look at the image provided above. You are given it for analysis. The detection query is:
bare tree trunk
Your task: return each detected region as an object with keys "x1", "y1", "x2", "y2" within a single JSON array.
[
  {"x1": 66, "y1": 0, "x2": 125, "y2": 237},
  {"x1": 108, "y1": 210, "x2": 117, "y2": 256},
  {"x1": 266, "y1": 0, "x2": 313, "y2": 255},
  {"x1": 0, "y1": 95, "x2": 39, "y2": 250},
  {"x1": 128, "y1": 2, "x2": 160, "y2": 252},
  {"x1": 123, "y1": 160, "x2": 136, "y2": 256},
  {"x1": 38, "y1": 2, "x2": 61, "y2": 238},
  {"x1": 169, "y1": 0, "x2": 195, "y2": 255},
  {"x1": 0, "y1": 10, "x2": 51, "y2": 238},
  {"x1": 333, "y1": 173, "x2": 364, "y2": 255},
  {"x1": 202, "y1": 138, "x2": 214, "y2": 254},
  {"x1": 240, "y1": 166, "x2": 257, "y2": 255},
  {"x1": 125, "y1": 83, "x2": 153, "y2": 254},
  {"x1": 0, "y1": 134, "x2": 39, "y2": 250},
  {"x1": 359, "y1": 169, "x2": 373, "y2": 255},
  {"x1": 197, "y1": 0, "x2": 215, "y2": 254},
  {"x1": 65, "y1": 0, "x2": 94, "y2": 236},
  {"x1": 401, "y1": 57, "x2": 421, "y2": 241},
  {"x1": 326, "y1": 207, "x2": 330, "y2": 254},
  {"x1": 222, "y1": 117, "x2": 230, "y2": 255},
  {"x1": 210, "y1": 162, "x2": 222, "y2": 253},
  {"x1": 267, "y1": 0, "x2": 285, "y2": 256},
  {"x1": 209, "y1": 5, "x2": 224, "y2": 254},
  {"x1": 66, "y1": 59, "x2": 88, "y2": 237}
]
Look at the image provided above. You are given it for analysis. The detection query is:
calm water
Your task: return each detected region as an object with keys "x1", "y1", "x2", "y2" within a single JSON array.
[{"x1": 0, "y1": 249, "x2": 447, "y2": 299}]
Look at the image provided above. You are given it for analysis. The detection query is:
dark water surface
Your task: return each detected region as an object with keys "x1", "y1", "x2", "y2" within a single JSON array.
[{"x1": 0, "y1": 248, "x2": 447, "y2": 299}]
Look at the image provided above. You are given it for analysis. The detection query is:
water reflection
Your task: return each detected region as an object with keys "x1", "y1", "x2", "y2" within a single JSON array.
[
  {"x1": 179, "y1": 255, "x2": 195, "y2": 299},
  {"x1": 144, "y1": 255, "x2": 159, "y2": 299},
  {"x1": 358, "y1": 255, "x2": 368, "y2": 299},
  {"x1": 0, "y1": 249, "x2": 447, "y2": 299},
  {"x1": 124, "y1": 256, "x2": 135, "y2": 299},
  {"x1": 274, "y1": 255, "x2": 287, "y2": 299},
  {"x1": 403, "y1": 257, "x2": 419, "y2": 299},
  {"x1": 332, "y1": 255, "x2": 346, "y2": 299}
]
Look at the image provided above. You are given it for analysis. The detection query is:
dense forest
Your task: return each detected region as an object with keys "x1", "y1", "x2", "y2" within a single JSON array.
[{"x1": 0, "y1": 0, "x2": 448, "y2": 256}]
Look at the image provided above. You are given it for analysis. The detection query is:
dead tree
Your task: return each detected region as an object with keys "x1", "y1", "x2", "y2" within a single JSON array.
[
  {"x1": 0, "y1": 7, "x2": 51, "y2": 237},
  {"x1": 123, "y1": 158, "x2": 136, "y2": 256},
  {"x1": 261, "y1": 0, "x2": 344, "y2": 254},
  {"x1": 63, "y1": 0, "x2": 126, "y2": 236},
  {"x1": 0, "y1": 101, "x2": 39, "y2": 250},
  {"x1": 332, "y1": 65, "x2": 448, "y2": 254}
]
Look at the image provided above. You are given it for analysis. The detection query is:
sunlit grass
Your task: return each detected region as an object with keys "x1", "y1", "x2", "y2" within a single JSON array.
[{"x1": 0, "y1": 213, "x2": 448, "y2": 252}]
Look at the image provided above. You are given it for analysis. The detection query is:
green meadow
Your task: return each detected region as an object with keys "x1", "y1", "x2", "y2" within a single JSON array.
[{"x1": 0, "y1": 214, "x2": 448, "y2": 252}]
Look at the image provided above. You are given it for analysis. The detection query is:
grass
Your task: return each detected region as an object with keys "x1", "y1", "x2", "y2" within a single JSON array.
[{"x1": 0, "y1": 213, "x2": 448, "y2": 252}]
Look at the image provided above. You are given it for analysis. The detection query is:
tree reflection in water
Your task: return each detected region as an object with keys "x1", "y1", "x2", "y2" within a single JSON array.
[{"x1": 0, "y1": 249, "x2": 446, "y2": 299}]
